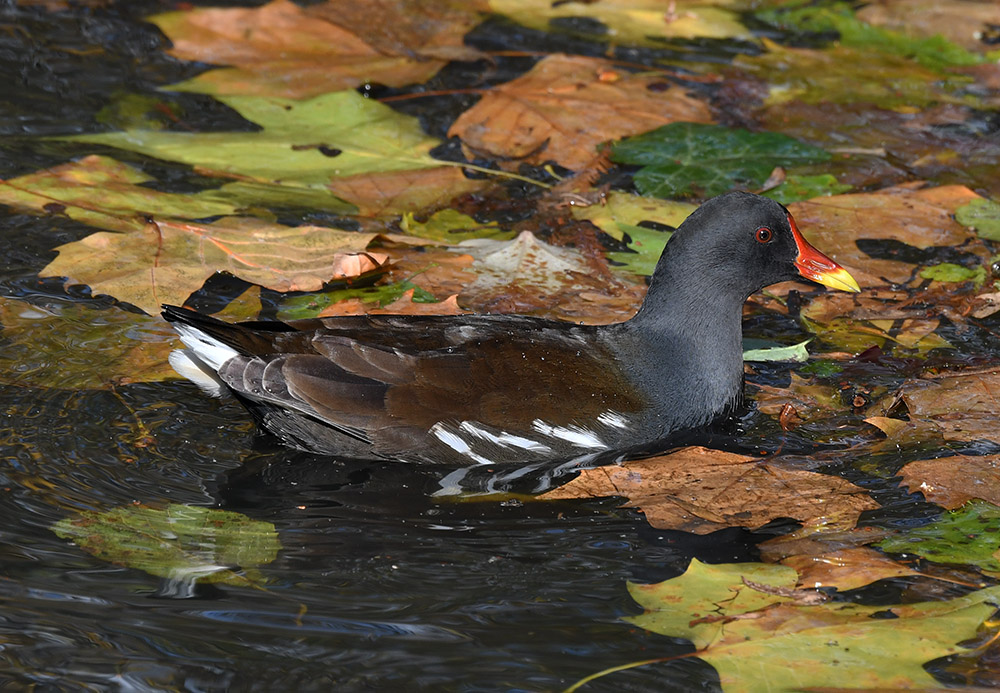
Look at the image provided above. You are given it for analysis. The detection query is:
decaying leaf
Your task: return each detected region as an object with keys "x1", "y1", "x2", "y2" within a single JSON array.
[
  {"x1": 539, "y1": 446, "x2": 877, "y2": 534},
  {"x1": 491, "y1": 0, "x2": 750, "y2": 44},
  {"x1": 449, "y1": 54, "x2": 712, "y2": 170},
  {"x1": 898, "y1": 369, "x2": 1000, "y2": 445},
  {"x1": 898, "y1": 455, "x2": 1000, "y2": 509},
  {"x1": 0, "y1": 297, "x2": 177, "y2": 389},
  {"x1": 624, "y1": 558, "x2": 1000, "y2": 692},
  {"x1": 752, "y1": 373, "x2": 843, "y2": 421},
  {"x1": 151, "y1": 0, "x2": 482, "y2": 98},
  {"x1": 42, "y1": 216, "x2": 385, "y2": 315},
  {"x1": 878, "y1": 501, "x2": 1000, "y2": 576},
  {"x1": 52, "y1": 504, "x2": 280, "y2": 587},
  {"x1": 327, "y1": 166, "x2": 489, "y2": 217},
  {"x1": 780, "y1": 547, "x2": 918, "y2": 591}
]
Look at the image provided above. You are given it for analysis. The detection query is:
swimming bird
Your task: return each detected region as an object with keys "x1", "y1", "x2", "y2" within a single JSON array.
[{"x1": 164, "y1": 191, "x2": 859, "y2": 465}]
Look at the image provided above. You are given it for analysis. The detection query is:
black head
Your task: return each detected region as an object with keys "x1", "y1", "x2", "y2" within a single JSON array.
[{"x1": 645, "y1": 191, "x2": 858, "y2": 303}]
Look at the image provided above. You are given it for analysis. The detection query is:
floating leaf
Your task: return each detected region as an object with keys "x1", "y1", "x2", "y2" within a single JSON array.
[
  {"x1": 856, "y1": 0, "x2": 1000, "y2": 53},
  {"x1": 762, "y1": 174, "x2": 851, "y2": 204},
  {"x1": 623, "y1": 558, "x2": 1000, "y2": 692},
  {"x1": 878, "y1": 501, "x2": 1000, "y2": 576},
  {"x1": 150, "y1": 0, "x2": 481, "y2": 98},
  {"x1": 742, "y1": 339, "x2": 810, "y2": 363},
  {"x1": 540, "y1": 446, "x2": 876, "y2": 534},
  {"x1": 449, "y1": 55, "x2": 713, "y2": 170},
  {"x1": 67, "y1": 90, "x2": 443, "y2": 188},
  {"x1": 780, "y1": 547, "x2": 919, "y2": 591},
  {"x1": 898, "y1": 455, "x2": 1000, "y2": 509},
  {"x1": 920, "y1": 262, "x2": 986, "y2": 284},
  {"x1": 955, "y1": 198, "x2": 1000, "y2": 241},
  {"x1": 0, "y1": 297, "x2": 177, "y2": 389},
  {"x1": 53, "y1": 504, "x2": 280, "y2": 587},
  {"x1": 611, "y1": 123, "x2": 830, "y2": 197},
  {"x1": 400, "y1": 208, "x2": 513, "y2": 243},
  {"x1": 897, "y1": 370, "x2": 1000, "y2": 445},
  {"x1": 277, "y1": 280, "x2": 440, "y2": 320},
  {"x1": 490, "y1": 0, "x2": 750, "y2": 44}
]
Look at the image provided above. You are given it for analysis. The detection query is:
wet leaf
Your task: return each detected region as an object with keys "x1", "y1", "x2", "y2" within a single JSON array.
[
  {"x1": 67, "y1": 90, "x2": 444, "y2": 188},
  {"x1": 898, "y1": 455, "x2": 1000, "y2": 509},
  {"x1": 326, "y1": 166, "x2": 489, "y2": 217},
  {"x1": 735, "y1": 39, "x2": 977, "y2": 110},
  {"x1": 151, "y1": 0, "x2": 480, "y2": 98},
  {"x1": 780, "y1": 547, "x2": 919, "y2": 591},
  {"x1": 956, "y1": 198, "x2": 1000, "y2": 242},
  {"x1": 449, "y1": 55, "x2": 713, "y2": 170},
  {"x1": 0, "y1": 297, "x2": 176, "y2": 389},
  {"x1": 611, "y1": 123, "x2": 830, "y2": 197},
  {"x1": 788, "y1": 185, "x2": 982, "y2": 288},
  {"x1": 540, "y1": 446, "x2": 876, "y2": 534},
  {"x1": 400, "y1": 208, "x2": 513, "y2": 243},
  {"x1": 761, "y1": 174, "x2": 851, "y2": 205},
  {"x1": 490, "y1": 0, "x2": 750, "y2": 44},
  {"x1": 277, "y1": 280, "x2": 442, "y2": 320},
  {"x1": 753, "y1": 373, "x2": 843, "y2": 420},
  {"x1": 42, "y1": 216, "x2": 385, "y2": 315},
  {"x1": 920, "y1": 262, "x2": 986, "y2": 285},
  {"x1": 52, "y1": 504, "x2": 280, "y2": 587},
  {"x1": 742, "y1": 339, "x2": 810, "y2": 363},
  {"x1": 899, "y1": 370, "x2": 1000, "y2": 445},
  {"x1": 856, "y1": 0, "x2": 1000, "y2": 53},
  {"x1": 625, "y1": 558, "x2": 1000, "y2": 691},
  {"x1": 878, "y1": 501, "x2": 1000, "y2": 576}
]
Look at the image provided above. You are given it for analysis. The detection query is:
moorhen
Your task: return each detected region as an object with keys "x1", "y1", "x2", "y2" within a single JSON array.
[{"x1": 164, "y1": 192, "x2": 859, "y2": 465}]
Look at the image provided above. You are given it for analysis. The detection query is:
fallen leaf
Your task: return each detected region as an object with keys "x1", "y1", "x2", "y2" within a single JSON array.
[
  {"x1": 53, "y1": 504, "x2": 279, "y2": 587},
  {"x1": 752, "y1": 373, "x2": 843, "y2": 420},
  {"x1": 68, "y1": 90, "x2": 444, "y2": 189},
  {"x1": 780, "y1": 547, "x2": 918, "y2": 591},
  {"x1": 400, "y1": 208, "x2": 513, "y2": 243},
  {"x1": 878, "y1": 501, "x2": 1000, "y2": 576},
  {"x1": 899, "y1": 370, "x2": 1000, "y2": 445},
  {"x1": 151, "y1": 0, "x2": 479, "y2": 98},
  {"x1": 327, "y1": 166, "x2": 489, "y2": 217},
  {"x1": 788, "y1": 185, "x2": 983, "y2": 288},
  {"x1": 491, "y1": 0, "x2": 751, "y2": 44},
  {"x1": 856, "y1": 0, "x2": 1000, "y2": 53},
  {"x1": 898, "y1": 455, "x2": 1000, "y2": 509},
  {"x1": 42, "y1": 216, "x2": 385, "y2": 315},
  {"x1": 956, "y1": 198, "x2": 1000, "y2": 241},
  {"x1": 0, "y1": 297, "x2": 177, "y2": 389},
  {"x1": 611, "y1": 122, "x2": 830, "y2": 198},
  {"x1": 539, "y1": 446, "x2": 877, "y2": 534},
  {"x1": 624, "y1": 558, "x2": 1000, "y2": 692},
  {"x1": 449, "y1": 54, "x2": 712, "y2": 170}
]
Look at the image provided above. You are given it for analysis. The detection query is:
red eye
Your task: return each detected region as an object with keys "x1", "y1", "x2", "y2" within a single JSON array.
[{"x1": 755, "y1": 227, "x2": 773, "y2": 244}]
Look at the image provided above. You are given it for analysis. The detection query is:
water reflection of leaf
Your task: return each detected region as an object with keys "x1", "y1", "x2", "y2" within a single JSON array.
[{"x1": 52, "y1": 504, "x2": 280, "y2": 587}]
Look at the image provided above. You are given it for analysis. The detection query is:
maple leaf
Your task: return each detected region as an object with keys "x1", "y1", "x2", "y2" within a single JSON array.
[{"x1": 448, "y1": 54, "x2": 712, "y2": 170}]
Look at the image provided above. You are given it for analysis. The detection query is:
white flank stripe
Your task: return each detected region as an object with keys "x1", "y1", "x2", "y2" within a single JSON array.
[
  {"x1": 430, "y1": 423, "x2": 492, "y2": 465},
  {"x1": 597, "y1": 411, "x2": 629, "y2": 429},
  {"x1": 458, "y1": 421, "x2": 552, "y2": 452},
  {"x1": 168, "y1": 350, "x2": 224, "y2": 397},
  {"x1": 531, "y1": 420, "x2": 606, "y2": 449}
]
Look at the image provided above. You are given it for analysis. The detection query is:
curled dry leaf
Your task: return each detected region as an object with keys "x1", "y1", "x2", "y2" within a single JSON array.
[
  {"x1": 448, "y1": 54, "x2": 712, "y2": 170},
  {"x1": 539, "y1": 446, "x2": 877, "y2": 534},
  {"x1": 898, "y1": 455, "x2": 1000, "y2": 509}
]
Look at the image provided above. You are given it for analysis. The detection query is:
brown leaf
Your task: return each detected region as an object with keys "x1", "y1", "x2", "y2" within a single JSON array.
[
  {"x1": 42, "y1": 216, "x2": 385, "y2": 315},
  {"x1": 151, "y1": 0, "x2": 470, "y2": 98},
  {"x1": 900, "y1": 370, "x2": 1000, "y2": 444},
  {"x1": 539, "y1": 446, "x2": 877, "y2": 534},
  {"x1": 788, "y1": 185, "x2": 982, "y2": 287},
  {"x1": 753, "y1": 373, "x2": 843, "y2": 420},
  {"x1": 857, "y1": 0, "x2": 1000, "y2": 52},
  {"x1": 898, "y1": 455, "x2": 1000, "y2": 509},
  {"x1": 327, "y1": 166, "x2": 488, "y2": 217},
  {"x1": 448, "y1": 54, "x2": 712, "y2": 170},
  {"x1": 383, "y1": 248, "x2": 478, "y2": 300},
  {"x1": 781, "y1": 547, "x2": 918, "y2": 591}
]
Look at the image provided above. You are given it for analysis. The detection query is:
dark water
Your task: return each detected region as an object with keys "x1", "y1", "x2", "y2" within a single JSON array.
[{"x1": 2, "y1": 2, "x2": 999, "y2": 691}]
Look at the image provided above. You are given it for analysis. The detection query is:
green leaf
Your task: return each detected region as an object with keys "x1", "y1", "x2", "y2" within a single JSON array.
[
  {"x1": 606, "y1": 226, "x2": 671, "y2": 276},
  {"x1": 877, "y1": 500, "x2": 1000, "y2": 575},
  {"x1": 64, "y1": 90, "x2": 442, "y2": 188},
  {"x1": 758, "y1": 3, "x2": 984, "y2": 71},
  {"x1": 762, "y1": 173, "x2": 851, "y2": 204},
  {"x1": 742, "y1": 338, "x2": 811, "y2": 363},
  {"x1": 625, "y1": 558, "x2": 1000, "y2": 692},
  {"x1": 920, "y1": 263, "x2": 986, "y2": 285},
  {"x1": 956, "y1": 198, "x2": 1000, "y2": 242},
  {"x1": 799, "y1": 359, "x2": 842, "y2": 378},
  {"x1": 611, "y1": 123, "x2": 830, "y2": 198},
  {"x1": 53, "y1": 504, "x2": 280, "y2": 587},
  {"x1": 400, "y1": 209, "x2": 513, "y2": 243}
]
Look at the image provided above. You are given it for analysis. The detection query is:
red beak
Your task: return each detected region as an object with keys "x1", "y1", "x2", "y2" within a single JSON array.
[{"x1": 788, "y1": 214, "x2": 860, "y2": 293}]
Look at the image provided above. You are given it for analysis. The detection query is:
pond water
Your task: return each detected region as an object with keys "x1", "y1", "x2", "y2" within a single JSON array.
[{"x1": 3, "y1": 2, "x2": 1000, "y2": 691}]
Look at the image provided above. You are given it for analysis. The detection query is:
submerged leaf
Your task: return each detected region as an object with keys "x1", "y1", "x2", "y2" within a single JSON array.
[
  {"x1": 898, "y1": 455, "x2": 1000, "y2": 509},
  {"x1": 625, "y1": 558, "x2": 1000, "y2": 692},
  {"x1": 878, "y1": 501, "x2": 1000, "y2": 576},
  {"x1": 53, "y1": 504, "x2": 280, "y2": 587},
  {"x1": 611, "y1": 123, "x2": 830, "y2": 197},
  {"x1": 956, "y1": 198, "x2": 1000, "y2": 241}
]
